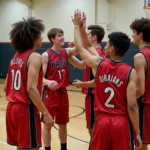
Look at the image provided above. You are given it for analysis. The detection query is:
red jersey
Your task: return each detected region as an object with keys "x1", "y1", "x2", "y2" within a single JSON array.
[
  {"x1": 94, "y1": 59, "x2": 132, "y2": 116},
  {"x1": 82, "y1": 47, "x2": 105, "y2": 94},
  {"x1": 140, "y1": 46, "x2": 150, "y2": 104},
  {"x1": 6, "y1": 50, "x2": 43, "y2": 104},
  {"x1": 45, "y1": 48, "x2": 69, "y2": 88}
]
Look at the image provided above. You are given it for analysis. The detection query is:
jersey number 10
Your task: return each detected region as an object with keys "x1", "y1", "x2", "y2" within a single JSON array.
[{"x1": 11, "y1": 69, "x2": 21, "y2": 90}]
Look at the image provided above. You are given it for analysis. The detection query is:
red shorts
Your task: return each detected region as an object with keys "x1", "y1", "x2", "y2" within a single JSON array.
[
  {"x1": 90, "y1": 114, "x2": 134, "y2": 150},
  {"x1": 139, "y1": 103, "x2": 150, "y2": 143},
  {"x1": 6, "y1": 102, "x2": 41, "y2": 149},
  {"x1": 85, "y1": 94, "x2": 95, "y2": 129},
  {"x1": 43, "y1": 88, "x2": 69, "y2": 124}
]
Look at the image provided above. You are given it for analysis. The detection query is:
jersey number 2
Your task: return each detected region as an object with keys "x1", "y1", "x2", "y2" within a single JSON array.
[
  {"x1": 11, "y1": 69, "x2": 21, "y2": 90},
  {"x1": 104, "y1": 87, "x2": 114, "y2": 108}
]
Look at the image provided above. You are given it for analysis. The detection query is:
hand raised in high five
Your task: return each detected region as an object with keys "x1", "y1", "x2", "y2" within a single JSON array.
[
  {"x1": 72, "y1": 9, "x2": 86, "y2": 28},
  {"x1": 81, "y1": 12, "x2": 86, "y2": 29}
]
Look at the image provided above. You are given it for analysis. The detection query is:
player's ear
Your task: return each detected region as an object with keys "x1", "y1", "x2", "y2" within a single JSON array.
[
  {"x1": 138, "y1": 32, "x2": 143, "y2": 39},
  {"x1": 93, "y1": 35, "x2": 97, "y2": 41},
  {"x1": 109, "y1": 45, "x2": 114, "y2": 53},
  {"x1": 51, "y1": 37, "x2": 55, "y2": 43}
]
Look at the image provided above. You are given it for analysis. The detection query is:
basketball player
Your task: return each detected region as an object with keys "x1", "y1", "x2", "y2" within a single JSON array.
[
  {"x1": 5, "y1": 17, "x2": 53, "y2": 150},
  {"x1": 73, "y1": 24, "x2": 105, "y2": 136},
  {"x1": 42, "y1": 28, "x2": 85, "y2": 150},
  {"x1": 130, "y1": 17, "x2": 150, "y2": 150},
  {"x1": 73, "y1": 10, "x2": 142, "y2": 150}
]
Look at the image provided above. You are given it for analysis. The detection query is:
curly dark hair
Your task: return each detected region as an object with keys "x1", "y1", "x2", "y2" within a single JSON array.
[
  {"x1": 130, "y1": 18, "x2": 150, "y2": 42},
  {"x1": 10, "y1": 17, "x2": 45, "y2": 52},
  {"x1": 108, "y1": 32, "x2": 131, "y2": 56},
  {"x1": 87, "y1": 25, "x2": 105, "y2": 43},
  {"x1": 47, "y1": 28, "x2": 64, "y2": 44}
]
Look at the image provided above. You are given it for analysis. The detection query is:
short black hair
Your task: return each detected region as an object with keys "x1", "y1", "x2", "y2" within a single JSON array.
[
  {"x1": 108, "y1": 32, "x2": 130, "y2": 56},
  {"x1": 87, "y1": 25, "x2": 105, "y2": 43},
  {"x1": 130, "y1": 17, "x2": 150, "y2": 42},
  {"x1": 10, "y1": 17, "x2": 45, "y2": 52},
  {"x1": 47, "y1": 28, "x2": 64, "y2": 44}
]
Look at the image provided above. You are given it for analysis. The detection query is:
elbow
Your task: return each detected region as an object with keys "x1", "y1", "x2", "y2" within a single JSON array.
[
  {"x1": 127, "y1": 103, "x2": 138, "y2": 112},
  {"x1": 79, "y1": 65, "x2": 86, "y2": 70},
  {"x1": 27, "y1": 86, "x2": 35, "y2": 96},
  {"x1": 137, "y1": 88, "x2": 145, "y2": 98}
]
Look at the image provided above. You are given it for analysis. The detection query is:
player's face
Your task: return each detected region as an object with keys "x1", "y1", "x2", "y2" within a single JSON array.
[
  {"x1": 104, "y1": 41, "x2": 111, "y2": 58},
  {"x1": 52, "y1": 32, "x2": 64, "y2": 47},
  {"x1": 34, "y1": 34, "x2": 43, "y2": 48},
  {"x1": 132, "y1": 30, "x2": 142, "y2": 45}
]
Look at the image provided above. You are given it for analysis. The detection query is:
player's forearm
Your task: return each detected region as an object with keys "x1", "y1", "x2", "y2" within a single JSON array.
[
  {"x1": 72, "y1": 63, "x2": 85, "y2": 70},
  {"x1": 80, "y1": 28, "x2": 90, "y2": 49},
  {"x1": 74, "y1": 25, "x2": 83, "y2": 51},
  {"x1": 82, "y1": 80, "x2": 95, "y2": 88},
  {"x1": 69, "y1": 57, "x2": 85, "y2": 70},
  {"x1": 128, "y1": 104, "x2": 140, "y2": 135},
  {"x1": 27, "y1": 87, "x2": 48, "y2": 114},
  {"x1": 74, "y1": 26, "x2": 91, "y2": 66},
  {"x1": 80, "y1": 28, "x2": 98, "y2": 56}
]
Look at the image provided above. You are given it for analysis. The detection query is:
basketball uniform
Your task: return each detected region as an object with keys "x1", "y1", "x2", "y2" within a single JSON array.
[
  {"x1": 90, "y1": 59, "x2": 134, "y2": 150},
  {"x1": 138, "y1": 46, "x2": 150, "y2": 143},
  {"x1": 82, "y1": 47, "x2": 105, "y2": 129},
  {"x1": 6, "y1": 50, "x2": 43, "y2": 148},
  {"x1": 42, "y1": 48, "x2": 69, "y2": 124}
]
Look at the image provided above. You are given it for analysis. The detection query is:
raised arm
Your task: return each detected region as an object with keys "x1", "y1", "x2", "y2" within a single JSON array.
[
  {"x1": 68, "y1": 55, "x2": 86, "y2": 69},
  {"x1": 134, "y1": 53, "x2": 146, "y2": 98},
  {"x1": 80, "y1": 22, "x2": 100, "y2": 56},
  {"x1": 73, "y1": 10, "x2": 101, "y2": 70},
  {"x1": 65, "y1": 47, "x2": 78, "y2": 56},
  {"x1": 65, "y1": 47, "x2": 86, "y2": 69}
]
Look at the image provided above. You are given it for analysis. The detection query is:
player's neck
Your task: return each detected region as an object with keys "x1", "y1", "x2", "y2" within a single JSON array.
[
  {"x1": 110, "y1": 56, "x2": 123, "y2": 62},
  {"x1": 51, "y1": 45, "x2": 62, "y2": 53},
  {"x1": 138, "y1": 41, "x2": 150, "y2": 49},
  {"x1": 92, "y1": 42, "x2": 101, "y2": 49},
  {"x1": 32, "y1": 47, "x2": 36, "y2": 51}
]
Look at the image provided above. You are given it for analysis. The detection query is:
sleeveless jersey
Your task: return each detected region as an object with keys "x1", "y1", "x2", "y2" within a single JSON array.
[
  {"x1": 45, "y1": 48, "x2": 69, "y2": 88},
  {"x1": 94, "y1": 59, "x2": 132, "y2": 116},
  {"x1": 6, "y1": 49, "x2": 43, "y2": 104},
  {"x1": 140, "y1": 46, "x2": 150, "y2": 104},
  {"x1": 82, "y1": 47, "x2": 105, "y2": 94}
]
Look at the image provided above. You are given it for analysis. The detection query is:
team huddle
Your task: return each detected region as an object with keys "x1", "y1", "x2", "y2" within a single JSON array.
[{"x1": 4, "y1": 9, "x2": 150, "y2": 150}]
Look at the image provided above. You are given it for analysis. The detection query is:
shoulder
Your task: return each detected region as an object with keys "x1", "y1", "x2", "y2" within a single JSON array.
[
  {"x1": 29, "y1": 52, "x2": 42, "y2": 61},
  {"x1": 134, "y1": 53, "x2": 145, "y2": 60},
  {"x1": 134, "y1": 53, "x2": 146, "y2": 67},
  {"x1": 27, "y1": 52, "x2": 42, "y2": 68},
  {"x1": 42, "y1": 51, "x2": 49, "y2": 60}
]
